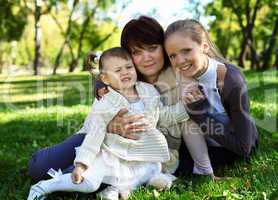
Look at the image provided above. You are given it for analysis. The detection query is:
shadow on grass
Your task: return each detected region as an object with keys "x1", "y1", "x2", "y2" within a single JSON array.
[
  {"x1": 0, "y1": 74, "x2": 96, "y2": 111},
  {"x1": 0, "y1": 112, "x2": 91, "y2": 199}
]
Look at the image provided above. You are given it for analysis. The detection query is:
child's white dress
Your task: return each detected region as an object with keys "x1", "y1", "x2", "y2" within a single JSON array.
[
  {"x1": 27, "y1": 82, "x2": 179, "y2": 200},
  {"x1": 80, "y1": 97, "x2": 164, "y2": 192}
]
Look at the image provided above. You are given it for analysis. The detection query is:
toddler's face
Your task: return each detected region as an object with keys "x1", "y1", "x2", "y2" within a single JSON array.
[{"x1": 101, "y1": 57, "x2": 137, "y2": 91}]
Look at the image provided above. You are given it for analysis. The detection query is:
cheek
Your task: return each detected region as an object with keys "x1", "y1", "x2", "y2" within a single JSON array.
[{"x1": 132, "y1": 55, "x2": 141, "y2": 66}]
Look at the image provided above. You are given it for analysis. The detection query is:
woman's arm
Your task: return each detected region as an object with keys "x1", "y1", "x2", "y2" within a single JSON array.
[
  {"x1": 106, "y1": 108, "x2": 150, "y2": 140},
  {"x1": 185, "y1": 84, "x2": 258, "y2": 157}
]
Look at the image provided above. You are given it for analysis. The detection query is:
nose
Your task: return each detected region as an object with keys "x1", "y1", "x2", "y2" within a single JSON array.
[
  {"x1": 142, "y1": 51, "x2": 152, "y2": 61},
  {"x1": 121, "y1": 67, "x2": 129, "y2": 75}
]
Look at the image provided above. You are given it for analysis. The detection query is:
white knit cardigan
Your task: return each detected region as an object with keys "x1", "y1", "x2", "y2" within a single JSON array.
[{"x1": 74, "y1": 81, "x2": 189, "y2": 168}]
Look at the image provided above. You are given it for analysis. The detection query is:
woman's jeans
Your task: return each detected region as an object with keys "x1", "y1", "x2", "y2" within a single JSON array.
[{"x1": 28, "y1": 133, "x2": 86, "y2": 182}]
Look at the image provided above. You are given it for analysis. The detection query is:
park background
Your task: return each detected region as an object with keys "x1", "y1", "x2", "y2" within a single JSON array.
[{"x1": 0, "y1": 0, "x2": 277, "y2": 199}]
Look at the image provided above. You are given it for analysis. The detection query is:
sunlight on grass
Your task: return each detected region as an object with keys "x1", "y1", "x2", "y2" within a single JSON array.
[{"x1": 0, "y1": 70, "x2": 277, "y2": 200}]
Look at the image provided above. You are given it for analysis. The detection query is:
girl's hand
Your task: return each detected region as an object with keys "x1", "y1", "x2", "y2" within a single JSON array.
[
  {"x1": 107, "y1": 108, "x2": 151, "y2": 140},
  {"x1": 71, "y1": 163, "x2": 87, "y2": 184},
  {"x1": 182, "y1": 83, "x2": 205, "y2": 104}
]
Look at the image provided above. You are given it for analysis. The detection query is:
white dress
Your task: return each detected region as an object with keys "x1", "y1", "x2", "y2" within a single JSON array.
[{"x1": 80, "y1": 99, "x2": 162, "y2": 192}]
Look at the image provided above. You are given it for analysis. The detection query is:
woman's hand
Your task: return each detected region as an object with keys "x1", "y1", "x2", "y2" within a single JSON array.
[
  {"x1": 182, "y1": 82, "x2": 205, "y2": 105},
  {"x1": 71, "y1": 163, "x2": 87, "y2": 184},
  {"x1": 107, "y1": 108, "x2": 151, "y2": 140}
]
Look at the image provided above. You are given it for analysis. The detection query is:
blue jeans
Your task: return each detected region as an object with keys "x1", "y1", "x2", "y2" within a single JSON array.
[{"x1": 28, "y1": 133, "x2": 86, "y2": 181}]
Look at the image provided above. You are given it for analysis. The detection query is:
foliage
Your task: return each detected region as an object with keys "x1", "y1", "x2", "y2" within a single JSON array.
[
  {"x1": 205, "y1": 0, "x2": 278, "y2": 70},
  {"x1": 0, "y1": 0, "x2": 28, "y2": 42},
  {"x1": 0, "y1": 69, "x2": 277, "y2": 199},
  {"x1": 0, "y1": 0, "x2": 123, "y2": 74}
]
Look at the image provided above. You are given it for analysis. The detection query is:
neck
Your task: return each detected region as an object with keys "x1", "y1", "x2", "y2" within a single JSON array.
[
  {"x1": 118, "y1": 86, "x2": 139, "y2": 102},
  {"x1": 144, "y1": 74, "x2": 159, "y2": 84},
  {"x1": 194, "y1": 56, "x2": 209, "y2": 79}
]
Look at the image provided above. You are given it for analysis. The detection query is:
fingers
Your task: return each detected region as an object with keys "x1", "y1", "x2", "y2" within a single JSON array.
[
  {"x1": 108, "y1": 108, "x2": 152, "y2": 139},
  {"x1": 71, "y1": 165, "x2": 86, "y2": 184},
  {"x1": 117, "y1": 108, "x2": 129, "y2": 117},
  {"x1": 182, "y1": 83, "x2": 205, "y2": 104},
  {"x1": 123, "y1": 114, "x2": 145, "y2": 124},
  {"x1": 124, "y1": 117, "x2": 151, "y2": 132},
  {"x1": 122, "y1": 133, "x2": 139, "y2": 140},
  {"x1": 71, "y1": 172, "x2": 83, "y2": 184}
]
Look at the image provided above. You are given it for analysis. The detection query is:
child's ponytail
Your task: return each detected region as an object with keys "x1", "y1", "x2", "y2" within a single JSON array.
[{"x1": 85, "y1": 53, "x2": 98, "y2": 75}]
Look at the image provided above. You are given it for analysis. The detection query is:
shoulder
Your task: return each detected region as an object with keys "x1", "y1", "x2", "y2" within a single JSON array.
[
  {"x1": 90, "y1": 97, "x2": 111, "y2": 112},
  {"x1": 223, "y1": 63, "x2": 247, "y2": 89},
  {"x1": 137, "y1": 81, "x2": 159, "y2": 95},
  {"x1": 158, "y1": 67, "x2": 176, "y2": 81}
]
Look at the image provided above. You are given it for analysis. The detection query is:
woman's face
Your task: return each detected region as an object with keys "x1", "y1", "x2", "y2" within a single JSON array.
[
  {"x1": 130, "y1": 44, "x2": 164, "y2": 83},
  {"x1": 164, "y1": 31, "x2": 209, "y2": 79}
]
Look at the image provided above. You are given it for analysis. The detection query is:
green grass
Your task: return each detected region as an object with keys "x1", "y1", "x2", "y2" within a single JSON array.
[{"x1": 0, "y1": 70, "x2": 277, "y2": 200}]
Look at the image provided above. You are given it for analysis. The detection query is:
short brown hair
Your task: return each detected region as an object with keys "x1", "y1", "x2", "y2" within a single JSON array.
[{"x1": 121, "y1": 16, "x2": 170, "y2": 67}]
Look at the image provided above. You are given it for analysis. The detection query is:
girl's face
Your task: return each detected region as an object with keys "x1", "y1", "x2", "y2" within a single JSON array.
[
  {"x1": 165, "y1": 31, "x2": 209, "y2": 79},
  {"x1": 101, "y1": 57, "x2": 137, "y2": 91},
  {"x1": 130, "y1": 44, "x2": 164, "y2": 83}
]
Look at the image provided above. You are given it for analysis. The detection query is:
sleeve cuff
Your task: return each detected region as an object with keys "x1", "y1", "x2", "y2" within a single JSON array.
[{"x1": 74, "y1": 147, "x2": 97, "y2": 168}]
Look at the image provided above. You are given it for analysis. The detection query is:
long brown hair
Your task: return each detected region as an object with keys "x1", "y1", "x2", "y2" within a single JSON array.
[{"x1": 165, "y1": 19, "x2": 228, "y2": 63}]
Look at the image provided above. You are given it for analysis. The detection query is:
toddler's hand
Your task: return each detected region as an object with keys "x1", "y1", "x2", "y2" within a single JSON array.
[{"x1": 71, "y1": 163, "x2": 87, "y2": 184}]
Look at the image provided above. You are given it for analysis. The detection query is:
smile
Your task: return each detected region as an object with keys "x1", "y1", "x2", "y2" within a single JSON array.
[
  {"x1": 180, "y1": 64, "x2": 192, "y2": 71},
  {"x1": 144, "y1": 63, "x2": 155, "y2": 68},
  {"x1": 121, "y1": 77, "x2": 132, "y2": 82}
]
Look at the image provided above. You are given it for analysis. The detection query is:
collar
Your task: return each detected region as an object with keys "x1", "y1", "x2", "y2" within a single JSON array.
[
  {"x1": 196, "y1": 57, "x2": 216, "y2": 85},
  {"x1": 154, "y1": 67, "x2": 178, "y2": 93},
  {"x1": 103, "y1": 82, "x2": 149, "y2": 107}
]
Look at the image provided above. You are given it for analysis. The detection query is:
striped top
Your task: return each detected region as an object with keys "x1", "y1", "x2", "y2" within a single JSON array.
[{"x1": 74, "y1": 82, "x2": 178, "y2": 168}]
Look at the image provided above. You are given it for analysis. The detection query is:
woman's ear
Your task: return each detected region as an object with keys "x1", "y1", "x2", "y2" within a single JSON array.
[
  {"x1": 202, "y1": 41, "x2": 210, "y2": 54},
  {"x1": 100, "y1": 73, "x2": 110, "y2": 85}
]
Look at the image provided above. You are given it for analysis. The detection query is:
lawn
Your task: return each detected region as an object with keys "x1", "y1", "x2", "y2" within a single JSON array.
[{"x1": 0, "y1": 70, "x2": 277, "y2": 200}]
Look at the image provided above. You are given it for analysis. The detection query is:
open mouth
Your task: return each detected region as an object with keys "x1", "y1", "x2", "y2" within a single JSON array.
[{"x1": 121, "y1": 77, "x2": 132, "y2": 82}]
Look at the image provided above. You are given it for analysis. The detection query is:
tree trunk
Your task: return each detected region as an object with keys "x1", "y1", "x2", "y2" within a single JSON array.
[
  {"x1": 262, "y1": 18, "x2": 278, "y2": 70},
  {"x1": 238, "y1": 37, "x2": 248, "y2": 68},
  {"x1": 69, "y1": 4, "x2": 98, "y2": 73},
  {"x1": 69, "y1": 59, "x2": 78, "y2": 72},
  {"x1": 275, "y1": 49, "x2": 278, "y2": 69},
  {"x1": 234, "y1": 0, "x2": 261, "y2": 68},
  {"x1": 52, "y1": 0, "x2": 78, "y2": 74},
  {"x1": 33, "y1": 0, "x2": 42, "y2": 75}
]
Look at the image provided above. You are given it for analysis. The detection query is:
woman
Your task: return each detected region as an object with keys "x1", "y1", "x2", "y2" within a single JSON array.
[{"x1": 164, "y1": 19, "x2": 258, "y2": 164}]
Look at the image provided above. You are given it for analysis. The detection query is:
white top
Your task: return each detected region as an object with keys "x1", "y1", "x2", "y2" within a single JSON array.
[
  {"x1": 74, "y1": 82, "x2": 190, "y2": 169},
  {"x1": 128, "y1": 99, "x2": 145, "y2": 114},
  {"x1": 197, "y1": 58, "x2": 227, "y2": 114},
  {"x1": 197, "y1": 58, "x2": 227, "y2": 147}
]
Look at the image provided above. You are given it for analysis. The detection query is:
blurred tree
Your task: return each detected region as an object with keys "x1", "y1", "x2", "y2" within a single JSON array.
[
  {"x1": 205, "y1": 0, "x2": 278, "y2": 70},
  {"x1": 51, "y1": 0, "x2": 79, "y2": 74},
  {"x1": 51, "y1": 0, "x2": 127, "y2": 74},
  {"x1": 23, "y1": 0, "x2": 62, "y2": 75},
  {"x1": 0, "y1": 0, "x2": 27, "y2": 73}
]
